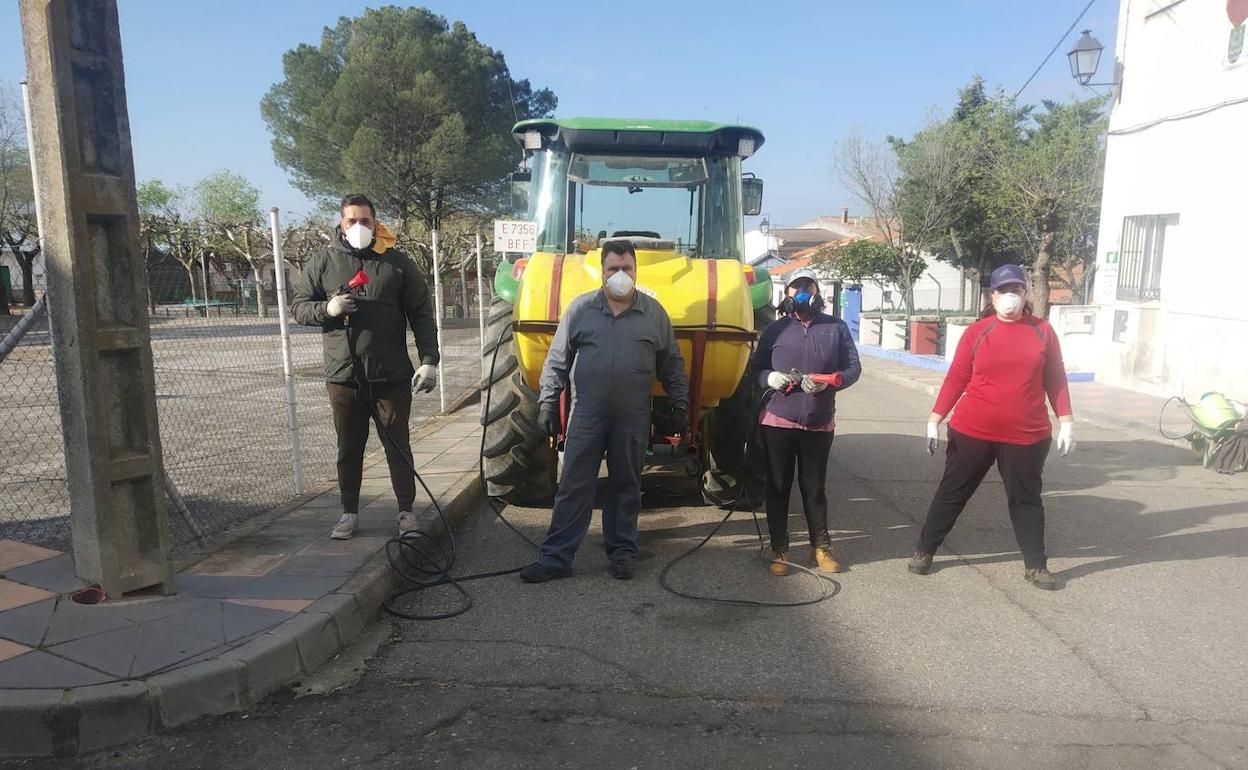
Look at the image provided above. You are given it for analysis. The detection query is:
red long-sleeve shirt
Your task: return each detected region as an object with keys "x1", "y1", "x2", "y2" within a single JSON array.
[{"x1": 933, "y1": 315, "x2": 1073, "y2": 445}]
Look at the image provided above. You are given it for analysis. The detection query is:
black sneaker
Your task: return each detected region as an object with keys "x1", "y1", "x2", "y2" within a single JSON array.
[
  {"x1": 608, "y1": 558, "x2": 634, "y2": 581},
  {"x1": 1024, "y1": 567, "x2": 1060, "y2": 590},
  {"x1": 520, "y1": 562, "x2": 573, "y2": 583},
  {"x1": 907, "y1": 552, "x2": 933, "y2": 575}
]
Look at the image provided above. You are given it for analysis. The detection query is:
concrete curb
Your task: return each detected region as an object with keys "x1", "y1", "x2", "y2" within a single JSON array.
[{"x1": 0, "y1": 466, "x2": 485, "y2": 758}]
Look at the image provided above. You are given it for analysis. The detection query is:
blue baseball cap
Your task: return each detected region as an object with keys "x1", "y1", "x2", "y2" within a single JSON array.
[{"x1": 990, "y1": 264, "x2": 1027, "y2": 289}]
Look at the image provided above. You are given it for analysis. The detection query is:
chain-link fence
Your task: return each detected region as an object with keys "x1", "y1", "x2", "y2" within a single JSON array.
[{"x1": 0, "y1": 263, "x2": 488, "y2": 553}]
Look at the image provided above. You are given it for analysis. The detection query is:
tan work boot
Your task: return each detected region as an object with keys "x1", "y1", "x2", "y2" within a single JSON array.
[
  {"x1": 812, "y1": 545, "x2": 843, "y2": 573},
  {"x1": 769, "y1": 548, "x2": 790, "y2": 577}
]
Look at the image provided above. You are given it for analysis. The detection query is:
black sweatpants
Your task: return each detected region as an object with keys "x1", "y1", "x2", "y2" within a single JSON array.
[
  {"x1": 327, "y1": 381, "x2": 416, "y2": 514},
  {"x1": 916, "y1": 426, "x2": 1051, "y2": 569},
  {"x1": 762, "y1": 425, "x2": 835, "y2": 551}
]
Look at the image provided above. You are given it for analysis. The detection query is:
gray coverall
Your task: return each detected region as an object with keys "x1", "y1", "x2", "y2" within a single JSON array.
[{"x1": 536, "y1": 289, "x2": 689, "y2": 568}]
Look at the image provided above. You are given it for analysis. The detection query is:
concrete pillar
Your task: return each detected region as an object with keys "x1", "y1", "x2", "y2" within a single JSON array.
[{"x1": 20, "y1": 0, "x2": 172, "y2": 595}]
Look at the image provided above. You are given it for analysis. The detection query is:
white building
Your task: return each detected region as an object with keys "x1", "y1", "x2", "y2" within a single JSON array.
[
  {"x1": 1089, "y1": 0, "x2": 1248, "y2": 398},
  {"x1": 747, "y1": 215, "x2": 976, "y2": 313}
]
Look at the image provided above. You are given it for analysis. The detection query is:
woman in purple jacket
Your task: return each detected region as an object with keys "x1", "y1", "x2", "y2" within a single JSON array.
[{"x1": 751, "y1": 269, "x2": 862, "y2": 576}]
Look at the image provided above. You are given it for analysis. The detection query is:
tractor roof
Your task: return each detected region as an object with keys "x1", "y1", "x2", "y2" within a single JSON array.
[{"x1": 512, "y1": 117, "x2": 765, "y2": 157}]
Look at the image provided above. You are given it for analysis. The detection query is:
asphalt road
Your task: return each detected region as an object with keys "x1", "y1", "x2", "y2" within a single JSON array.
[{"x1": 13, "y1": 371, "x2": 1247, "y2": 769}]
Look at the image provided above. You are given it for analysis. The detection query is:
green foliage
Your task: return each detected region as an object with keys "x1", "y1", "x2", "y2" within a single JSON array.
[
  {"x1": 137, "y1": 179, "x2": 178, "y2": 216},
  {"x1": 260, "y1": 6, "x2": 556, "y2": 232},
  {"x1": 194, "y1": 170, "x2": 261, "y2": 224},
  {"x1": 813, "y1": 239, "x2": 921, "y2": 289}
]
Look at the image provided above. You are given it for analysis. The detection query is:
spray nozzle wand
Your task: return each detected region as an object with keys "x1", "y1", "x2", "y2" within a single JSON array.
[{"x1": 338, "y1": 269, "x2": 370, "y2": 296}]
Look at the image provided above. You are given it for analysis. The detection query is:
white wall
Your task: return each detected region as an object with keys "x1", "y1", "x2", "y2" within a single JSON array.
[
  {"x1": 855, "y1": 257, "x2": 975, "y2": 313},
  {"x1": 1090, "y1": 0, "x2": 1248, "y2": 399}
]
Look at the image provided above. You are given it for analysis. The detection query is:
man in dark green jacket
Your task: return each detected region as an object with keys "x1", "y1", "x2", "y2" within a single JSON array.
[{"x1": 290, "y1": 194, "x2": 439, "y2": 540}]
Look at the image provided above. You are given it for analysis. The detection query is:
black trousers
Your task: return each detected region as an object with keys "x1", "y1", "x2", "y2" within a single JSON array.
[
  {"x1": 916, "y1": 426, "x2": 1051, "y2": 569},
  {"x1": 762, "y1": 425, "x2": 835, "y2": 551},
  {"x1": 327, "y1": 381, "x2": 416, "y2": 513}
]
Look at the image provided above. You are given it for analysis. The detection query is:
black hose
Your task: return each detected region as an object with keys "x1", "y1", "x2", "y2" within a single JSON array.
[
  {"x1": 656, "y1": 386, "x2": 842, "y2": 607},
  {"x1": 370, "y1": 310, "x2": 840, "y2": 618},
  {"x1": 1158, "y1": 395, "x2": 1194, "y2": 442}
]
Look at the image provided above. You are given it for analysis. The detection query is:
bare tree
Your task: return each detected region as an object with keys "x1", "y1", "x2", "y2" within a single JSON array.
[
  {"x1": 0, "y1": 84, "x2": 39, "y2": 308},
  {"x1": 195, "y1": 171, "x2": 271, "y2": 316},
  {"x1": 835, "y1": 124, "x2": 961, "y2": 314}
]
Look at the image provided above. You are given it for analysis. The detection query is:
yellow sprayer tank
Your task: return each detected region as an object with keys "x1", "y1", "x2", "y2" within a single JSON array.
[{"x1": 513, "y1": 248, "x2": 754, "y2": 407}]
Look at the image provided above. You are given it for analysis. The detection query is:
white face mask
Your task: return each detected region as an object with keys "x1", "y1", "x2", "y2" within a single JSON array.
[
  {"x1": 345, "y1": 223, "x2": 373, "y2": 250},
  {"x1": 605, "y1": 270, "x2": 635, "y2": 299},
  {"x1": 993, "y1": 292, "x2": 1024, "y2": 317}
]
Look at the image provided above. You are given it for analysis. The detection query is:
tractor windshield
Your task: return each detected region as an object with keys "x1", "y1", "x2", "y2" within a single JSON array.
[{"x1": 526, "y1": 149, "x2": 745, "y2": 259}]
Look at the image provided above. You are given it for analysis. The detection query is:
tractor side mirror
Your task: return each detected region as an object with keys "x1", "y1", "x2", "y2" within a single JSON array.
[
  {"x1": 742, "y1": 176, "x2": 764, "y2": 216},
  {"x1": 510, "y1": 170, "x2": 531, "y2": 214}
]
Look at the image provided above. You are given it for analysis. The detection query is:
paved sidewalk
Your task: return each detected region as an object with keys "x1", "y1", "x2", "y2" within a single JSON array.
[
  {"x1": 857, "y1": 345, "x2": 1181, "y2": 445},
  {"x1": 0, "y1": 408, "x2": 484, "y2": 758}
]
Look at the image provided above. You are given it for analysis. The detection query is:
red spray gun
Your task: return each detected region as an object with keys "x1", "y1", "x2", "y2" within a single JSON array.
[
  {"x1": 339, "y1": 269, "x2": 370, "y2": 296},
  {"x1": 784, "y1": 368, "x2": 843, "y2": 394},
  {"x1": 335, "y1": 270, "x2": 370, "y2": 325}
]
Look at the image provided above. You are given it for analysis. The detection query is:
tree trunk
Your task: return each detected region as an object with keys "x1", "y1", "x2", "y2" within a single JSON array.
[
  {"x1": 1031, "y1": 212, "x2": 1057, "y2": 320},
  {"x1": 249, "y1": 258, "x2": 268, "y2": 318},
  {"x1": 183, "y1": 263, "x2": 200, "y2": 303},
  {"x1": 18, "y1": 256, "x2": 35, "y2": 306}
]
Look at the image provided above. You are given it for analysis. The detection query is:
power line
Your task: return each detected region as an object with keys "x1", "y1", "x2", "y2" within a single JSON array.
[{"x1": 1013, "y1": 0, "x2": 1100, "y2": 100}]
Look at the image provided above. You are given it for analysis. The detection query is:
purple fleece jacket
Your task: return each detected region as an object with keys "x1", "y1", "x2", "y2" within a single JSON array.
[{"x1": 752, "y1": 313, "x2": 862, "y2": 427}]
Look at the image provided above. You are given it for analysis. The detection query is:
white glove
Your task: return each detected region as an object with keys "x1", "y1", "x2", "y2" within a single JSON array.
[
  {"x1": 1057, "y1": 422, "x2": 1075, "y2": 456},
  {"x1": 800, "y1": 375, "x2": 828, "y2": 394},
  {"x1": 413, "y1": 364, "x2": 438, "y2": 394},
  {"x1": 326, "y1": 293, "x2": 357, "y2": 318},
  {"x1": 926, "y1": 421, "x2": 940, "y2": 455},
  {"x1": 766, "y1": 371, "x2": 793, "y2": 391}
]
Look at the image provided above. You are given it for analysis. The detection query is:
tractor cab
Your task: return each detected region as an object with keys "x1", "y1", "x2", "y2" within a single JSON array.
[{"x1": 510, "y1": 118, "x2": 765, "y2": 259}]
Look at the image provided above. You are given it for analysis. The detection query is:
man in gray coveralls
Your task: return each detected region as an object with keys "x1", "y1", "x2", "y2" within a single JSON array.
[{"x1": 520, "y1": 240, "x2": 690, "y2": 583}]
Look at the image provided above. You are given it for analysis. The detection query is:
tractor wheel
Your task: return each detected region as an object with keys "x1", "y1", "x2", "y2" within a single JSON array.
[
  {"x1": 480, "y1": 296, "x2": 558, "y2": 505},
  {"x1": 699, "y1": 306, "x2": 776, "y2": 507}
]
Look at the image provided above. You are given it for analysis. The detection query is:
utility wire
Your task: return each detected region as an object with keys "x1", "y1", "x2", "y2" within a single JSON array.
[{"x1": 1013, "y1": 0, "x2": 1100, "y2": 100}]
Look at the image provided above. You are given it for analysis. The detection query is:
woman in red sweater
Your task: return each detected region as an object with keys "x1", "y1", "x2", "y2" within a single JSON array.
[{"x1": 909, "y1": 264, "x2": 1074, "y2": 590}]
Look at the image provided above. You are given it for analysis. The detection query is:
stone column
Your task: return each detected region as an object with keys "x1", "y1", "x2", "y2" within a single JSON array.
[{"x1": 19, "y1": 0, "x2": 172, "y2": 595}]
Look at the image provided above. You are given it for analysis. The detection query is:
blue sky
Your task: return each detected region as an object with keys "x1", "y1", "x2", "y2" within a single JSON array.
[{"x1": 0, "y1": 0, "x2": 1119, "y2": 230}]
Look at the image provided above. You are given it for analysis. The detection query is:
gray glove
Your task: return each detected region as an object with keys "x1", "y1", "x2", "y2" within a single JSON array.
[
  {"x1": 413, "y1": 364, "x2": 438, "y2": 394},
  {"x1": 326, "y1": 293, "x2": 357, "y2": 318},
  {"x1": 800, "y1": 375, "x2": 828, "y2": 394}
]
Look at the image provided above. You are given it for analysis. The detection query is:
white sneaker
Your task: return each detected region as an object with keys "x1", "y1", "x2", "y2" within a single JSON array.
[
  {"x1": 397, "y1": 511, "x2": 418, "y2": 537},
  {"x1": 331, "y1": 513, "x2": 358, "y2": 540}
]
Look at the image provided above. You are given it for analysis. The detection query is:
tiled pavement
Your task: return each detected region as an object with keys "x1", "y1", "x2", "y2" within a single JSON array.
[
  {"x1": 0, "y1": 408, "x2": 484, "y2": 757},
  {"x1": 857, "y1": 345, "x2": 1179, "y2": 443}
]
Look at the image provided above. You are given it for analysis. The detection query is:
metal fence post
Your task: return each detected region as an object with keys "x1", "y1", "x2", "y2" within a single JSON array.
[
  {"x1": 476, "y1": 232, "x2": 485, "y2": 361},
  {"x1": 268, "y1": 207, "x2": 303, "y2": 495},
  {"x1": 432, "y1": 228, "x2": 447, "y2": 413}
]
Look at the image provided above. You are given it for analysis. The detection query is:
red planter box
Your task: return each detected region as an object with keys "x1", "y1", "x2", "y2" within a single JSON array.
[{"x1": 909, "y1": 319, "x2": 939, "y2": 355}]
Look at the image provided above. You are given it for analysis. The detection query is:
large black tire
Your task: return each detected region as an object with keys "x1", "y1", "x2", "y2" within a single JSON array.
[
  {"x1": 700, "y1": 306, "x2": 775, "y2": 507},
  {"x1": 480, "y1": 297, "x2": 558, "y2": 505}
]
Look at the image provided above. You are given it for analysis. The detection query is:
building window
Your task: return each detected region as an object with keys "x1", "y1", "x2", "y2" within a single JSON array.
[{"x1": 1116, "y1": 214, "x2": 1178, "y2": 302}]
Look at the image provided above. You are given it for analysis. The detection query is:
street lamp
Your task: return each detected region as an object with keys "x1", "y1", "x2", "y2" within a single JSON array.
[
  {"x1": 1067, "y1": 29, "x2": 1117, "y2": 87},
  {"x1": 759, "y1": 216, "x2": 769, "y2": 236}
]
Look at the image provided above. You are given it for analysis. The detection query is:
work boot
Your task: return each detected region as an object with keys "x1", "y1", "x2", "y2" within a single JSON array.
[
  {"x1": 330, "y1": 513, "x2": 358, "y2": 540},
  {"x1": 520, "y1": 562, "x2": 573, "y2": 583},
  {"x1": 608, "y1": 558, "x2": 634, "y2": 581},
  {"x1": 812, "y1": 545, "x2": 843, "y2": 573},
  {"x1": 1024, "y1": 567, "x2": 1060, "y2": 590},
  {"x1": 769, "y1": 548, "x2": 790, "y2": 577},
  {"x1": 397, "y1": 511, "x2": 417, "y2": 537},
  {"x1": 907, "y1": 552, "x2": 933, "y2": 575}
]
